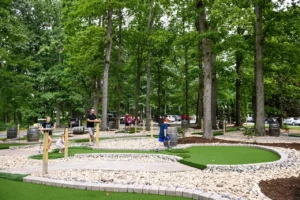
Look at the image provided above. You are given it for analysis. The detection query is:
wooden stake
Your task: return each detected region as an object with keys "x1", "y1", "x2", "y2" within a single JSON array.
[
  {"x1": 64, "y1": 128, "x2": 68, "y2": 158},
  {"x1": 118, "y1": 119, "x2": 121, "y2": 130},
  {"x1": 96, "y1": 122, "x2": 99, "y2": 147},
  {"x1": 143, "y1": 120, "x2": 145, "y2": 134},
  {"x1": 42, "y1": 131, "x2": 49, "y2": 174}
]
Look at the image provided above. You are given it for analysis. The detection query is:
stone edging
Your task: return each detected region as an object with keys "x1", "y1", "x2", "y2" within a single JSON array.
[{"x1": 23, "y1": 176, "x2": 230, "y2": 200}]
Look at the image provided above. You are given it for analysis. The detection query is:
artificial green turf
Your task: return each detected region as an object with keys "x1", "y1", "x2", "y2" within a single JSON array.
[
  {"x1": 29, "y1": 146, "x2": 280, "y2": 169},
  {"x1": 184, "y1": 146, "x2": 280, "y2": 165},
  {"x1": 0, "y1": 143, "x2": 37, "y2": 150},
  {"x1": 0, "y1": 178, "x2": 188, "y2": 200}
]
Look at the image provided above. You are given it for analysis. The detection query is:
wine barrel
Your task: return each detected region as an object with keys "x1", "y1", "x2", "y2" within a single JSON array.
[
  {"x1": 269, "y1": 123, "x2": 280, "y2": 137},
  {"x1": 108, "y1": 121, "x2": 116, "y2": 129},
  {"x1": 181, "y1": 120, "x2": 188, "y2": 129},
  {"x1": 27, "y1": 126, "x2": 40, "y2": 142},
  {"x1": 72, "y1": 126, "x2": 85, "y2": 134},
  {"x1": 164, "y1": 127, "x2": 178, "y2": 147},
  {"x1": 7, "y1": 127, "x2": 17, "y2": 139}
]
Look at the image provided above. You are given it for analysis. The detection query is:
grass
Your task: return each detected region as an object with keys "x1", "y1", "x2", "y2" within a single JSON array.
[
  {"x1": 29, "y1": 147, "x2": 185, "y2": 160},
  {"x1": 0, "y1": 178, "x2": 188, "y2": 200},
  {"x1": 0, "y1": 143, "x2": 37, "y2": 150},
  {"x1": 192, "y1": 127, "x2": 241, "y2": 136},
  {"x1": 289, "y1": 134, "x2": 300, "y2": 137},
  {"x1": 0, "y1": 172, "x2": 29, "y2": 181},
  {"x1": 184, "y1": 146, "x2": 280, "y2": 165},
  {"x1": 29, "y1": 146, "x2": 280, "y2": 169}
]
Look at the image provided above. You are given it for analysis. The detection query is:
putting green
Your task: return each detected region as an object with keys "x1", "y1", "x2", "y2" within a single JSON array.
[
  {"x1": 0, "y1": 178, "x2": 188, "y2": 200},
  {"x1": 184, "y1": 146, "x2": 280, "y2": 165}
]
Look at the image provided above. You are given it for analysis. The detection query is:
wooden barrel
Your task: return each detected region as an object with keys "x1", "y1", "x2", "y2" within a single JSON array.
[
  {"x1": 181, "y1": 120, "x2": 188, "y2": 129},
  {"x1": 108, "y1": 121, "x2": 116, "y2": 129},
  {"x1": 72, "y1": 126, "x2": 85, "y2": 134},
  {"x1": 269, "y1": 123, "x2": 280, "y2": 137},
  {"x1": 7, "y1": 127, "x2": 17, "y2": 139},
  {"x1": 27, "y1": 126, "x2": 40, "y2": 142},
  {"x1": 164, "y1": 127, "x2": 178, "y2": 147}
]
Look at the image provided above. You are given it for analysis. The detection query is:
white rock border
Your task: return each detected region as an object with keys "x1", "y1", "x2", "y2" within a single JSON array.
[{"x1": 23, "y1": 176, "x2": 230, "y2": 200}]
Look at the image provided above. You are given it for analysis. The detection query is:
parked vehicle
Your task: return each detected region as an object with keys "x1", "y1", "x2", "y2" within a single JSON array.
[
  {"x1": 69, "y1": 118, "x2": 79, "y2": 128},
  {"x1": 294, "y1": 118, "x2": 300, "y2": 126},
  {"x1": 283, "y1": 117, "x2": 298, "y2": 126},
  {"x1": 166, "y1": 115, "x2": 175, "y2": 123},
  {"x1": 174, "y1": 115, "x2": 181, "y2": 121},
  {"x1": 247, "y1": 114, "x2": 254, "y2": 122},
  {"x1": 120, "y1": 116, "x2": 125, "y2": 124}
]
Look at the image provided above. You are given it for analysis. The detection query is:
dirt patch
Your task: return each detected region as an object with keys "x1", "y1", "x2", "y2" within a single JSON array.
[
  {"x1": 178, "y1": 137, "x2": 300, "y2": 200},
  {"x1": 260, "y1": 176, "x2": 300, "y2": 200},
  {"x1": 178, "y1": 137, "x2": 300, "y2": 151}
]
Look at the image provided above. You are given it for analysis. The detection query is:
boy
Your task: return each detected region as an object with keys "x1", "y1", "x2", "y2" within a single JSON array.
[{"x1": 156, "y1": 118, "x2": 170, "y2": 152}]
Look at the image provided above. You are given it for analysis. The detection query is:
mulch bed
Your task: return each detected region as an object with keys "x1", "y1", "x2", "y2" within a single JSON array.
[{"x1": 178, "y1": 137, "x2": 300, "y2": 200}]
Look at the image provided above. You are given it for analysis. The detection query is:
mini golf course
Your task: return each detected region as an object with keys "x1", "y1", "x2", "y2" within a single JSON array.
[{"x1": 29, "y1": 146, "x2": 280, "y2": 169}]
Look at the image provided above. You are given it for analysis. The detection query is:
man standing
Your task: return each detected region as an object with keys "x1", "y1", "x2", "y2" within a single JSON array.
[{"x1": 87, "y1": 109, "x2": 99, "y2": 145}]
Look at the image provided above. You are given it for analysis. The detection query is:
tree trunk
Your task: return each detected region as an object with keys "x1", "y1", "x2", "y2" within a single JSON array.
[
  {"x1": 197, "y1": 0, "x2": 213, "y2": 139},
  {"x1": 93, "y1": 78, "x2": 101, "y2": 117},
  {"x1": 56, "y1": 102, "x2": 60, "y2": 127},
  {"x1": 184, "y1": 45, "x2": 189, "y2": 124},
  {"x1": 157, "y1": 62, "x2": 162, "y2": 117},
  {"x1": 116, "y1": 9, "x2": 123, "y2": 129},
  {"x1": 235, "y1": 52, "x2": 243, "y2": 126},
  {"x1": 211, "y1": 53, "x2": 217, "y2": 129},
  {"x1": 101, "y1": 9, "x2": 113, "y2": 131},
  {"x1": 146, "y1": 1, "x2": 154, "y2": 131},
  {"x1": 135, "y1": 46, "x2": 143, "y2": 121},
  {"x1": 254, "y1": 3, "x2": 265, "y2": 135},
  {"x1": 18, "y1": 111, "x2": 22, "y2": 124}
]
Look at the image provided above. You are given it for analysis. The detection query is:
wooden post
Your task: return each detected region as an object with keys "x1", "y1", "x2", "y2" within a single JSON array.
[
  {"x1": 42, "y1": 131, "x2": 49, "y2": 174},
  {"x1": 143, "y1": 120, "x2": 145, "y2": 134},
  {"x1": 135, "y1": 120, "x2": 137, "y2": 133},
  {"x1": 201, "y1": 119, "x2": 204, "y2": 131},
  {"x1": 64, "y1": 128, "x2": 68, "y2": 158},
  {"x1": 96, "y1": 122, "x2": 99, "y2": 147},
  {"x1": 118, "y1": 119, "x2": 121, "y2": 130},
  {"x1": 150, "y1": 120, "x2": 153, "y2": 138},
  {"x1": 223, "y1": 120, "x2": 226, "y2": 135}
]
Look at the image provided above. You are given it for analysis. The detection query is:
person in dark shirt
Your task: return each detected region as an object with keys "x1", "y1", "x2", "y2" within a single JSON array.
[
  {"x1": 87, "y1": 109, "x2": 100, "y2": 145},
  {"x1": 40, "y1": 116, "x2": 56, "y2": 151},
  {"x1": 156, "y1": 118, "x2": 170, "y2": 151}
]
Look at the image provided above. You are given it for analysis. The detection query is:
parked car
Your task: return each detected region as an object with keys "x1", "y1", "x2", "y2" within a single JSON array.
[
  {"x1": 247, "y1": 114, "x2": 254, "y2": 122},
  {"x1": 120, "y1": 116, "x2": 125, "y2": 124},
  {"x1": 69, "y1": 118, "x2": 79, "y2": 128},
  {"x1": 174, "y1": 115, "x2": 181, "y2": 122},
  {"x1": 294, "y1": 118, "x2": 300, "y2": 126},
  {"x1": 166, "y1": 115, "x2": 175, "y2": 123},
  {"x1": 283, "y1": 117, "x2": 298, "y2": 126}
]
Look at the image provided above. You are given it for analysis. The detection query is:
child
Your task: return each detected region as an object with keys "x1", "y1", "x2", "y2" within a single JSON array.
[
  {"x1": 56, "y1": 134, "x2": 65, "y2": 153},
  {"x1": 156, "y1": 118, "x2": 170, "y2": 152}
]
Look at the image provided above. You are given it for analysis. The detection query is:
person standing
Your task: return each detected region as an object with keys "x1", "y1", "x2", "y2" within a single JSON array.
[
  {"x1": 87, "y1": 109, "x2": 99, "y2": 145},
  {"x1": 156, "y1": 118, "x2": 170, "y2": 152},
  {"x1": 40, "y1": 116, "x2": 56, "y2": 151}
]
